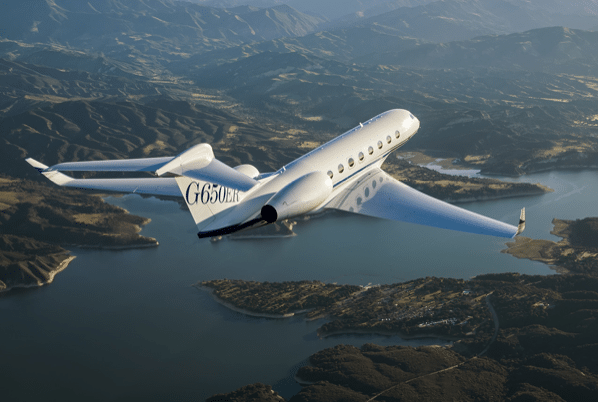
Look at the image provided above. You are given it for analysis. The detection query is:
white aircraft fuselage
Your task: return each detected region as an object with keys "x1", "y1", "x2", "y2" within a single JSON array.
[{"x1": 187, "y1": 109, "x2": 419, "y2": 237}]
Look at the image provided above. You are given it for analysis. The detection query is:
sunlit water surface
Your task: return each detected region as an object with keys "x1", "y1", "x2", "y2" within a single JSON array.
[{"x1": 1, "y1": 170, "x2": 597, "y2": 401}]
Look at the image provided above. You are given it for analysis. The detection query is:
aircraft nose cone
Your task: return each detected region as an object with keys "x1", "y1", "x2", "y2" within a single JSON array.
[{"x1": 410, "y1": 113, "x2": 420, "y2": 136}]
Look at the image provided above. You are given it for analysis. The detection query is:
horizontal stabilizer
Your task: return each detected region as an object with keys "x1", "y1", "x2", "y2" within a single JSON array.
[{"x1": 52, "y1": 177, "x2": 181, "y2": 196}]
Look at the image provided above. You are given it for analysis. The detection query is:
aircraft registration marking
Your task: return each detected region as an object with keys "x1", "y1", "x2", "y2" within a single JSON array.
[{"x1": 185, "y1": 182, "x2": 240, "y2": 205}]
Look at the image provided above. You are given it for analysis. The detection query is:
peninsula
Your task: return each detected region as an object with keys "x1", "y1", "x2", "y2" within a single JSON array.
[
  {"x1": 384, "y1": 158, "x2": 552, "y2": 203},
  {"x1": 199, "y1": 277, "x2": 493, "y2": 340},
  {"x1": 0, "y1": 177, "x2": 157, "y2": 292},
  {"x1": 503, "y1": 217, "x2": 598, "y2": 275}
]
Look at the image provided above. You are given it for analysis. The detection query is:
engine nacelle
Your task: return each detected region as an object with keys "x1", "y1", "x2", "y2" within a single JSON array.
[
  {"x1": 261, "y1": 171, "x2": 333, "y2": 223},
  {"x1": 234, "y1": 164, "x2": 260, "y2": 179}
]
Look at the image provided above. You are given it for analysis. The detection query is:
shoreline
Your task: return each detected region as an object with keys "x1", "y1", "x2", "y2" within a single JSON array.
[
  {"x1": 196, "y1": 285, "x2": 314, "y2": 319},
  {"x1": 442, "y1": 188, "x2": 553, "y2": 204},
  {"x1": 0, "y1": 254, "x2": 76, "y2": 294},
  {"x1": 197, "y1": 285, "x2": 462, "y2": 343},
  {"x1": 73, "y1": 242, "x2": 159, "y2": 250},
  {"x1": 229, "y1": 233, "x2": 296, "y2": 240},
  {"x1": 317, "y1": 327, "x2": 460, "y2": 342},
  {"x1": 480, "y1": 165, "x2": 598, "y2": 177}
]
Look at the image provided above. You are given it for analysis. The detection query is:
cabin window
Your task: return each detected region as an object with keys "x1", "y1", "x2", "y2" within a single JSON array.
[
  {"x1": 377, "y1": 140, "x2": 383, "y2": 149},
  {"x1": 368, "y1": 146, "x2": 374, "y2": 155},
  {"x1": 395, "y1": 130, "x2": 401, "y2": 139},
  {"x1": 386, "y1": 135, "x2": 392, "y2": 144},
  {"x1": 358, "y1": 152, "x2": 364, "y2": 161},
  {"x1": 327, "y1": 170, "x2": 333, "y2": 179},
  {"x1": 348, "y1": 158, "x2": 355, "y2": 168},
  {"x1": 338, "y1": 164, "x2": 344, "y2": 174}
]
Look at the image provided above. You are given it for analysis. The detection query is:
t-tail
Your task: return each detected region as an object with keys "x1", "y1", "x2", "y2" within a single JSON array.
[{"x1": 25, "y1": 143, "x2": 262, "y2": 235}]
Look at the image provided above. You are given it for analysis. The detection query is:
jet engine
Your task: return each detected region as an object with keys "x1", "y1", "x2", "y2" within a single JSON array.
[{"x1": 261, "y1": 171, "x2": 332, "y2": 223}]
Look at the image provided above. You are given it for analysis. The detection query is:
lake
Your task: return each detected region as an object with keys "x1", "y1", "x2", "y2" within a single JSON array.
[{"x1": 1, "y1": 169, "x2": 596, "y2": 401}]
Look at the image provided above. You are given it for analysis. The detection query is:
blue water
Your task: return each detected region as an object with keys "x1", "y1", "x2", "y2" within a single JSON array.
[{"x1": 1, "y1": 170, "x2": 597, "y2": 401}]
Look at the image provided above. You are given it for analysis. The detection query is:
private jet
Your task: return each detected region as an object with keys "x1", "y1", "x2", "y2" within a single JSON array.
[{"x1": 26, "y1": 109, "x2": 525, "y2": 239}]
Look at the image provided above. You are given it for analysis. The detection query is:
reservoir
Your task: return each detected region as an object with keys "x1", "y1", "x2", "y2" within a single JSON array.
[{"x1": 1, "y1": 169, "x2": 596, "y2": 401}]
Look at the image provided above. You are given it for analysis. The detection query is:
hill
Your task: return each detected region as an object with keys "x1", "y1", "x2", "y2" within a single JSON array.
[
  {"x1": 358, "y1": 0, "x2": 598, "y2": 42},
  {"x1": 1, "y1": 97, "x2": 298, "y2": 179},
  {"x1": 205, "y1": 273, "x2": 598, "y2": 401},
  {"x1": 0, "y1": 177, "x2": 157, "y2": 292},
  {"x1": 366, "y1": 27, "x2": 598, "y2": 75},
  {"x1": 200, "y1": 0, "x2": 598, "y2": 32},
  {"x1": 0, "y1": 0, "x2": 325, "y2": 58}
]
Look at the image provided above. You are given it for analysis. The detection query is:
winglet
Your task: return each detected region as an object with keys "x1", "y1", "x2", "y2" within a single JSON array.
[
  {"x1": 25, "y1": 157, "x2": 48, "y2": 173},
  {"x1": 515, "y1": 207, "x2": 526, "y2": 236},
  {"x1": 26, "y1": 158, "x2": 74, "y2": 185}
]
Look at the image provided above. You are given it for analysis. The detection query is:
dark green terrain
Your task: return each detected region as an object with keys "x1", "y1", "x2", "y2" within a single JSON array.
[
  {"x1": 205, "y1": 273, "x2": 598, "y2": 401},
  {"x1": 0, "y1": 177, "x2": 156, "y2": 291}
]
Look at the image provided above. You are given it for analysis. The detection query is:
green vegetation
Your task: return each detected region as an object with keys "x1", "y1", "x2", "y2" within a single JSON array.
[
  {"x1": 206, "y1": 217, "x2": 598, "y2": 400},
  {"x1": 504, "y1": 217, "x2": 598, "y2": 275},
  {"x1": 207, "y1": 273, "x2": 598, "y2": 401},
  {"x1": 385, "y1": 158, "x2": 552, "y2": 202},
  {"x1": 199, "y1": 280, "x2": 362, "y2": 316},
  {"x1": 206, "y1": 383, "x2": 284, "y2": 402}
]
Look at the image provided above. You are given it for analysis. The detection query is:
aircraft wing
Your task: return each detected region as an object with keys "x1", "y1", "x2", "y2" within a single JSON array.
[
  {"x1": 26, "y1": 158, "x2": 181, "y2": 196},
  {"x1": 45, "y1": 157, "x2": 174, "y2": 172},
  {"x1": 326, "y1": 168, "x2": 524, "y2": 238}
]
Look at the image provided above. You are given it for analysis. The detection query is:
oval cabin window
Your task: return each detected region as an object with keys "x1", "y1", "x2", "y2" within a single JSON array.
[
  {"x1": 377, "y1": 141, "x2": 383, "y2": 149},
  {"x1": 327, "y1": 170, "x2": 333, "y2": 179},
  {"x1": 338, "y1": 164, "x2": 344, "y2": 174},
  {"x1": 358, "y1": 152, "x2": 364, "y2": 161},
  {"x1": 395, "y1": 130, "x2": 401, "y2": 139},
  {"x1": 348, "y1": 158, "x2": 355, "y2": 168},
  {"x1": 368, "y1": 146, "x2": 374, "y2": 155},
  {"x1": 386, "y1": 135, "x2": 392, "y2": 144}
]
